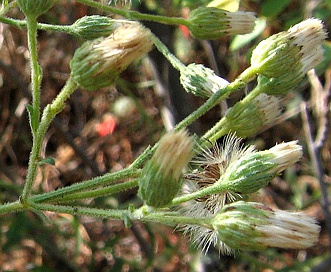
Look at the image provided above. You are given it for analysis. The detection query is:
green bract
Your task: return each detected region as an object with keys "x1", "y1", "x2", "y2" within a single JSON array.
[{"x1": 17, "y1": 0, "x2": 56, "y2": 17}]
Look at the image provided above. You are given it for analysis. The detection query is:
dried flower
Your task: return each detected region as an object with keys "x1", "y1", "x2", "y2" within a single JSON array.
[
  {"x1": 70, "y1": 21, "x2": 153, "y2": 91},
  {"x1": 179, "y1": 137, "x2": 303, "y2": 252},
  {"x1": 72, "y1": 15, "x2": 121, "y2": 40},
  {"x1": 180, "y1": 63, "x2": 229, "y2": 98},
  {"x1": 17, "y1": 0, "x2": 57, "y2": 17},
  {"x1": 139, "y1": 130, "x2": 194, "y2": 208},
  {"x1": 187, "y1": 7, "x2": 256, "y2": 40},
  {"x1": 212, "y1": 201, "x2": 320, "y2": 252},
  {"x1": 251, "y1": 18, "x2": 327, "y2": 79},
  {"x1": 179, "y1": 135, "x2": 254, "y2": 252}
]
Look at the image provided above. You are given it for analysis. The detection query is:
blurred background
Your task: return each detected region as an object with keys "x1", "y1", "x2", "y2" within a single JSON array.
[{"x1": 0, "y1": 0, "x2": 330, "y2": 271}]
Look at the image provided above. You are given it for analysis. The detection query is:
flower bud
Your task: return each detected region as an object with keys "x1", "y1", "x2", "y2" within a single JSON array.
[
  {"x1": 221, "y1": 93, "x2": 281, "y2": 138},
  {"x1": 180, "y1": 63, "x2": 229, "y2": 98},
  {"x1": 138, "y1": 130, "x2": 194, "y2": 207},
  {"x1": 72, "y1": 15, "x2": 121, "y2": 40},
  {"x1": 70, "y1": 22, "x2": 153, "y2": 91},
  {"x1": 17, "y1": 0, "x2": 56, "y2": 18},
  {"x1": 213, "y1": 201, "x2": 320, "y2": 251},
  {"x1": 187, "y1": 7, "x2": 256, "y2": 40},
  {"x1": 251, "y1": 18, "x2": 327, "y2": 78},
  {"x1": 218, "y1": 141, "x2": 302, "y2": 194}
]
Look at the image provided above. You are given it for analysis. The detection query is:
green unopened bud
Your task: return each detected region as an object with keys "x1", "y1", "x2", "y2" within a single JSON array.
[
  {"x1": 72, "y1": 15, "x2": 121, "y2": 40},
  {"x1": 187, "y1": 7, "x2": 256, "y2": 40},
  {"x1": 180, "y1": 63, "x2": 229, "y2": 98},
  {"x1": 70, "y1": 22, "x2": 153, "y2": 91},
  {"x1": 17, "y1": 0, "x2": 56, "y2": 18},
  {"x1": 251, "y1": 18, "x2": 326, "y2": 78},
  {"x1": 218, "y1": 141, "x2": 302, "y2": 194},
  {"x1": 139, "y1": 130, "x2": 194, "y2": 207},
  {"x1": 213, "y1": 201, "x2": 320, "y2": 251},
  {"x1": 221, "y1": 93, "x2": 281, "y2": 138}
]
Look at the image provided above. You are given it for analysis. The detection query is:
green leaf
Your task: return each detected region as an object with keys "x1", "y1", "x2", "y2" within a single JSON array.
[
  {"x1": 38, "y1": 157, "x2": 56, "y2": 166},
  {"x1": 122, "y1": 212, "x2": 132, "y2": 228},
  {"x1": 261, "y1": 0, "x2": 292, "y2": 18},
  {"x1": 25, "y1": 103, "x2": 36, "y2": 130},
  {"x1": 230, "y1": 18, "x2": 267, "y2": 51}
]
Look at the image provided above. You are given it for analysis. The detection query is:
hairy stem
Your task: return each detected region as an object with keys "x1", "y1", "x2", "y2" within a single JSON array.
[
  {"x1": 76, "y1": 0, "x2": 188, "y2": 26},
  {"x1": 31, "y1": 203, "x2": 212, "y2": 228},
  {"x1": 26, "y1": 15, "x2": 41, "y2": 136},
  {"x1": 22, "y1": 77, "x2": 78, "y2": 201}
]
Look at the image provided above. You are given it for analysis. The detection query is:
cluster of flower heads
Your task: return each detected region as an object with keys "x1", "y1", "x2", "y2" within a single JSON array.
[
  {"x1": 14, "y1": 0, "x2": 327, "y2": 259},
  {"x1": 64, "y1": 2, "x2": 326, "y2": 255},
  {"x1": 178, "y1": 134, "x2": 318, "y2": 254},
  {"x1": 138, "y1": 129, "x2": 319, "y2": 254}
]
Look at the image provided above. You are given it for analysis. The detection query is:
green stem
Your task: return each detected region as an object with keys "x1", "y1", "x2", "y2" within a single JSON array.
[
  {"x1": 54, "y1": 179, "x2": 139, "y2": 203},
  {"x1": 31, "y1": 168, "x2": 141, "y2": 203},
  {"x1": 30, "y1": 146, "x2": 152, "y2": 204},
  {"x1": 22, "y1": 77, "x2": 78, "y2": 201},
  {"x1": 171, "y1": 182, "x2": 226, "y2": 206},
  {"x1": 31, "y1": 203, "x2": 212, "y2": 228},
  {"x1": 151, "y1": 35, "x2": 185, "y2": 71},
  {"x1": 201, "y1": 119, "x2": 229, "y2": 147},
  {"x1": 30, "y1": 203, "x2": 124, "y2": 219},
  {"x1": 0, "y1": 200, "x2": 25, "y2": 215},
  {"x1": 26, "y1": 15, "x2": 41, "y2": 136},
  {"x1": 0, "y1": 16, "x2": 76, "y2": 34},
  {"x1": 135, "y1": 208, "x2": 212, "y2": 227},
  {"x1": 76, "y1": 0, "x2": 188, "y2": 26}
]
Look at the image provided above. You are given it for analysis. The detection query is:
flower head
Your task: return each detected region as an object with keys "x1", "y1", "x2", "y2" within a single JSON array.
[
  {"x1": 220, "y1": 93, "x2": 281, "y2": 138},
  {"x1": 212, "y1": 201, "x2": 320, "y2": 251},
  {"x1": 72, "y1": 15, "x2": 121, "y2": 40},
  {"x1": 219, "y1": 140, "x2": 302, "y2": 194},
  {"x1": 138, "y1": 130, "x2": 194, "y2": 208},
  {"x1": 70, "y1": 21, "x2": 153, "y2": 91},
  {"x1": 187, "y1": 7, "x2": 256, "y2": 40},
  {"x1": 251, "y1": 18, "x2": 327, "y2": 79},
  {"x1": 180, "y1": 63, "x2": 229, "y2": 98}
]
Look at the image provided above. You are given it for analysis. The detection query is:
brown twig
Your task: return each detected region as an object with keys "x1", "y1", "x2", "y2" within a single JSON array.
[{"x1": 301, "y1": 69, "x2": 331, "y2": 252}]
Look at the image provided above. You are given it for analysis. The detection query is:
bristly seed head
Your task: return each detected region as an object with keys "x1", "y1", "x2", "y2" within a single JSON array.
[{"x1": 179, "y1": 134, "x2": 255, "y2": 253}]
